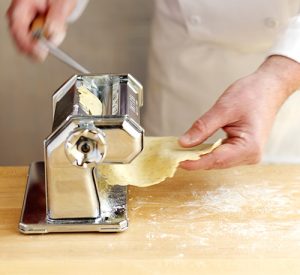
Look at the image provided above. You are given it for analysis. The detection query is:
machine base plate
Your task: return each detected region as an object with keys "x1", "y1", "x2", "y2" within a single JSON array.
[{"x1": 19, "y1": 162, "x2": 128, "y2": 234}]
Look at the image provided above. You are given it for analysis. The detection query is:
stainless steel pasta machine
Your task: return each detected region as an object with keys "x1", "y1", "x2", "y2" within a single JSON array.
[{"x1": 19, "y1": 74, "x2": 144, "y2": 234}]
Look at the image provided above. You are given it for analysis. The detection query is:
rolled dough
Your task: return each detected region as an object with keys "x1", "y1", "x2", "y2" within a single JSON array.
[
  {"x1": 98, "y1": 137, "x2": 221, "y2": 187},
  {"x1": 78, "y1": 86, "x2": 102, "y2": 115}
]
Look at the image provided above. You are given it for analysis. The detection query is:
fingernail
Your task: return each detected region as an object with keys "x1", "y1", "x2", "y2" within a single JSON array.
[
  {"x1": 180, "y1": 132, "x2": 201, "y2": 145},
  {"x1": 38, "y1": 51, "x2": 48, "y2": 61},
  {"x1": 50, "y1": 31, "x2": 66, "y2": 46},
  {"x1": 44, "y1": 21, "x2": 66, "y2": 46},
  {"x1": 34, "y1": 44, "x2": 49, "y2": 62},
  {"x1": 179, "y1": 134, "x2": 191, "y2": 144}
]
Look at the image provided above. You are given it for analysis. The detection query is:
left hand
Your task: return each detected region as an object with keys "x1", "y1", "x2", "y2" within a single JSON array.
[
  {"x1": 179, "y1": 55, "x2": 300, "y2": 170},
  {"x1": 6, "y1": 0, "x2": 77, "y2": 61}
]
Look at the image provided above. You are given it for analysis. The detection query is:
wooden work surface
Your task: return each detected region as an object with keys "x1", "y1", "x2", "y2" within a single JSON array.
[{"x1": 0, "y1": 165, "x2": 300, "y2": 274}]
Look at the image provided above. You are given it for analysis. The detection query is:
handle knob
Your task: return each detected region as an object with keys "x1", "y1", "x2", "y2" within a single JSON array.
[{"x1": 65, "y1": 123, "x2": 107, "y2": 168}]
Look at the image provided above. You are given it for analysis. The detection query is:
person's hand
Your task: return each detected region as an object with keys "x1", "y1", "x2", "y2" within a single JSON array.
[
  {"x1": 179, "y1": 55, "x2": 300, "y2": 170},
  {"x1": 6, "y1": 0, "x2": 77, "y2": 61}
]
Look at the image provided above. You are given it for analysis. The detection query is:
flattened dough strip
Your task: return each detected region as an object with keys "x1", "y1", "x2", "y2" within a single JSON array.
[{"x1": 98, "y1": 137, "x2": 222, "y2": 187}]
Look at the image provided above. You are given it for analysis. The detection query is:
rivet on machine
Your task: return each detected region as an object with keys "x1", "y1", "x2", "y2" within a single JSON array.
[{"x1": 19, "y1": 74, "x2": 144, "y2": 233}]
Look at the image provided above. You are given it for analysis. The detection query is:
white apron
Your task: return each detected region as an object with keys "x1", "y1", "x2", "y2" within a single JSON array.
[{"x1": 143, "y1": 0, "x2": 300, "y2": 163}]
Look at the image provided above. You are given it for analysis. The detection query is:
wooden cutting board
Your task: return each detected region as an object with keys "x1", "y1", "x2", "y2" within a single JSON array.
[{"x1": 0, "y1": 165, "x2": 300, "y2": 274}]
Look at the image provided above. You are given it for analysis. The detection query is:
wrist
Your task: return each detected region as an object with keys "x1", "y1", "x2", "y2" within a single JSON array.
[{"x1": 256, "y1": 55, "x2": 300, "y2": 98}]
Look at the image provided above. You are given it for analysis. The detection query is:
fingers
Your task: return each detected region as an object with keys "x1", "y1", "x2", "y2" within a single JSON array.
[
  {"x1": 44, "y1": 0, "x2": 77, "y2": 45},
  {"x1": 7, "y1": 0, "x2": 49, "y2": 61},
  {"x1": 180, "y1": 138, "x2": 262, "y2": 170},
  {"x1": 179, "y1": 104, "x2": 227, "y2": 148},
  {"x1": 7, "y1": 1, "x2": 38, "y2": 55}
]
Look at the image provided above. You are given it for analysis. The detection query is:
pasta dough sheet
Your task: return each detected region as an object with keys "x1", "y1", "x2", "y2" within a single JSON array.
[
  {"x1": 98, "y1": 137, "x2": 221, "y2": 187},
  {"x1": 78, "y1": 86, "x2": 102, "y2": 115}
]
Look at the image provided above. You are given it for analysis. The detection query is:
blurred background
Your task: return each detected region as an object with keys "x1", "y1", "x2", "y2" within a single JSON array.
[{"x1": 0, "y1": 0, "x2": 153, "y2": 165}]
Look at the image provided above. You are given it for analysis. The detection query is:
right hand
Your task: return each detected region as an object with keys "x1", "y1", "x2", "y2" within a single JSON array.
[
  {"x1": 179, "y1": 55, "x2": 300, "y2": 170},
  {"x1": 6, "y1": 0, "x2": 77, "y2": 61}
]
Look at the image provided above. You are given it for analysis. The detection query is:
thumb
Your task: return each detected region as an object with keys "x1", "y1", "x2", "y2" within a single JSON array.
[{"x1": 179, "y1": 105, "x2": 227, "y2": 147}]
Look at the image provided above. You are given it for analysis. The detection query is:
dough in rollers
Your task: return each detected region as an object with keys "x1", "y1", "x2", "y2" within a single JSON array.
[
  {"x1": 98, "y1": 137, "x2": 221, "y2": 187},
  {"x1": 78, "y1": 86, "x2": 102, "y2": 115}
]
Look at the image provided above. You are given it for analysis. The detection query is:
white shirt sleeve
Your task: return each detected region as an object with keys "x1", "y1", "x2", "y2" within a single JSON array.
[
  {"x1": 67, "y1": 0, "x2": 89, "y2": 23},
  {"x1": 269, "y1": 15, "x2": 300, "y2": 63}
]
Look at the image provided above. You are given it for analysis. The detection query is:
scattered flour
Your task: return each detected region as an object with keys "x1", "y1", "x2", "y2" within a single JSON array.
[{"x1": 129, "y1": 179, "x2": 300, "y2": 257}]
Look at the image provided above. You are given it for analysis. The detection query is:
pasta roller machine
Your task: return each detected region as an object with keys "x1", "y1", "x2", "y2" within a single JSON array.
[{"x1": 19, "y1": 74, "x2": 144, "y2": 234}]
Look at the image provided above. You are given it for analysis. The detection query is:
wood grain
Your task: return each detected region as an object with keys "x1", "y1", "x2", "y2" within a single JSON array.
[{"x1": 0, "y1": 165, "x2": 300, "y2": 274}]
